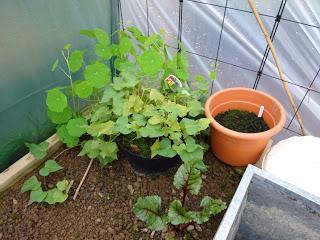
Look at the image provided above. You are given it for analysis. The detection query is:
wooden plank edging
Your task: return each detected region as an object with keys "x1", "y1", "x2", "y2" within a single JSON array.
[{"x1": 0, "y1": 134, "x2": 62, "y2": 193}]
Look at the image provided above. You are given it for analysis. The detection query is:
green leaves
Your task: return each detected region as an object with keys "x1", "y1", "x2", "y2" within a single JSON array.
[
  {"x1": 176, "y1": 69, "x2": 189, "y2": 81},
  {"x1": 99, "y1": 141, "x2": 118, "y2": 165},
  {"x1": 21, "y1": 176, "x2": 41, "y2": 193},
  {"x1": 191, "y1": 197, "x2": 227, "y2": 224},
  {"x1": 188, "y1": 99, "x2": 204, "y2": 117},
  {"x1": 51, "y1": 59, "x2": 59, "y2": 72},
  {"x1": 29, "y1": 188, "x2": 47, "y2": 205},
  {"x1": 157, "y1": 138, "x2": 176, "y2": 158},
  {"x1": 114, "y1": 116, "x2": 131, "y2": 135},
  {"x1": 68, "y1": 50, "x2": 84, "y2": 73},
  {"x1": 43, "y1": 180, "x2": 73, "y2": 205},
  {"x1": 39, "y1": 160, "x2": 63, "y2": 177},
  {"x1": 95, "y1": 28, "x2": 110, "y2": 45},
  {"x1": 84, "y1": 62, "x2": 110, "y2": 89},
  {"x1": 48, "y1": 107, "x2": 72, "y2": 124},
  {"x1": 25, "y1": 141, "x2": 49, "y2": 160},
  {"x1": 149, "y1": 89, "x2": 165, "y2": 103},
  {"x1": 168, "y1": 200, "x2": 193, "y2": 225},
  {"x1": 140, "y1": 123, "x2": 164, "y2": 138},
  {"x1": 46, "y1": 88, "x2": 68, "y2": 112},
  {"x1": 174, "y1": 142, "x2": 206, "y2": 172},
  {"x1": 119, "y1": 37, "x2": 133, "y2": 55},
  {"x1": 87, "y1": 121, "x2": 114, "y2": 137},
  {"x1": 75, "y1": 81, "x2": 93, "y2": 98},
  {"x1": 57, "y1": 125, "x2": 79, "y2": 147},
  {"x1": 180, "y1": 118, "x2": 211, "y2": 136},
  {"x1": 80, "y1": 29, "x2": 96, "y2": 38},
  {"x1": 160, "y1": 101, "x2": 189, "y2": 118},
  {"x1": 21, "y1": 175, "x2": 72, "y2": 205},
  {"x1": 138, "y1": 49, "x2": 164, "y2": 75},
  {"x1": 66, "y1": 118, "x2": 88, "y2": 137},
  {"x1": 133, "y1": 196, "x2": 167, "y2": 231},
  {"x1": 79, "y1": 139, "x2": 118, "y2": 165},
  {"x1": 150, "y1": 139, "x2": 161, "y2": 158},
  {"x1": 174, "y1": 163, "x2": 202, "y2": 195},
  {"x1": 209, "y1": 70, "x2": 216, "y2": 81},
  {"x1": 95, "y1": 44, "x2": 113, "y2": 59},
  {"x1": 79, "y1": 140, "x2": 101, "y2": 159}
]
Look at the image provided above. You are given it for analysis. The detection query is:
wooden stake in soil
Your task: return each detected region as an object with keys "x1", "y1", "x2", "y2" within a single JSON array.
[
  {"x1": 73, "y1": 158, "x2": 94, "y2": 200},
  {"x1": 248, "y1": 0, "x2": 306, "y2": 136}
]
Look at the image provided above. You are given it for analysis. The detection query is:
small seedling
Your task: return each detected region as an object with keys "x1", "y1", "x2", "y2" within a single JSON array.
[{"x1": 21, "y1": 158, "x2": 72, "y2": 205}]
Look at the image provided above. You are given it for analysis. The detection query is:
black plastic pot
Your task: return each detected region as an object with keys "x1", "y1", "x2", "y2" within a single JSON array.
[{"x1": 118, "y1": 142, "x2": 181, "y2": 175}]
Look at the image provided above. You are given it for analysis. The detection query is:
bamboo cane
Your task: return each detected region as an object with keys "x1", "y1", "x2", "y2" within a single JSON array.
[{"x1": 248, "y1": 0, "x2": 305, "y2": 135}]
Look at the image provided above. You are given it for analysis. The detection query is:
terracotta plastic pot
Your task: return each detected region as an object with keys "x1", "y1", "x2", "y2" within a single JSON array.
[{"x1": 205, "y1": 87, "x2": 286, "y2": 166}]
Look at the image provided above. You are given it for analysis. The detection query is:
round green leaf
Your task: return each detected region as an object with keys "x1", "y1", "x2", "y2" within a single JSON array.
[
  {"x1": 57, "y1": 125, "x2": 79, "y2": 147},
  {"x1": 119, "y1": 37, "x2": 132, "y2": 55},
  {"x1": 46, "y1": 88, "x2": 68, "y2": 112},
  {"x1": 66, "y1": 118, "x2": 88, "y2": 137},
  {"x1": 95, "y1": 44, "x2": 113, "y2": 59},
  {"x1": 75, "y1": 81, "x2": 93, "y2": 98},
  {"x1": 48, "y1": 107, "x2": 72, "y2": 124},
  {"x1": 68, "y1": 50, "x2": 84, "y2": 73},
  {"x1": 84, "y1": 62, "x2": 110, "y2": 89},
  {"x1": 94, "y1": 28, "x2": 110, "y2": 45},
  {"x1": 138, "y1": 49, "x2": 164, "y2": 75}
]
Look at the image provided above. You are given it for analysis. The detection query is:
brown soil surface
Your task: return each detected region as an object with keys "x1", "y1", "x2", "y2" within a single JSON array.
[{"x1": 0, "y1": 146, "x2": 242, "y2": 240}]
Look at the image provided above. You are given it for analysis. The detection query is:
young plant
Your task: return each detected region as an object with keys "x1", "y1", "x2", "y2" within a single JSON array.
[
  {"x1": 47, "y1": 26, "x2": 216, "y2": 167},
  {"x1": 21, "y1": 142, "x2": 73, "y2": 205},
  {"x1": 133, "y1": 159, "x2": 226, "y2": 239}
]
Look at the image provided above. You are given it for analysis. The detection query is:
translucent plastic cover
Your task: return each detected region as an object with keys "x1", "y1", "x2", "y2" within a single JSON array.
[{"x1": 120, "y1": 0, "x2": 320, "y2": 141}]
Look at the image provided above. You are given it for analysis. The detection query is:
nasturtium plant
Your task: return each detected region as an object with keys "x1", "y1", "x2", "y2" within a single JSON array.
[
  {"x1": 21, "y1": 165, "x2": 73, "y2": 205},
  {"x1": 45, "y1": 26, "x2": 215, "y2": 167},
  {"x1": 39, "y1": 160, "x2": 63, "y2": 177},
  {"x1": 22, "y1": 143, "x2": 72, "y2": 205},
  {"x1": 25, "y1": 141, "x2": 49, "y2": 160}
]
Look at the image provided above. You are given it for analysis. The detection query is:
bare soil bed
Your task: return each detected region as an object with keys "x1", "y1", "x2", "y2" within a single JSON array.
[{"x1": 0, "y1": 146, "x2": 242, "y2": 240}]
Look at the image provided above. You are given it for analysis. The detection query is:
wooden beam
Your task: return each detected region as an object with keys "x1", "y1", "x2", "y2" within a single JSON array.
[{"x1": 0, "y1": 134, "x2": 62, "y2": 193}]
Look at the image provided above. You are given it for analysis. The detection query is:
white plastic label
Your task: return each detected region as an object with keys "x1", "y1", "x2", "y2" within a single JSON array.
[{"x1": 258, "y1": 105, "x2": 265, "y2": 118}]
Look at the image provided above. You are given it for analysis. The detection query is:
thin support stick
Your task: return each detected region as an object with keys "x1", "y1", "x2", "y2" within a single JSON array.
[
  {"x1": 248, "y1": 0, "x2": 306, "y2": 135},
  {"x1": 73, "y1": 158, "x2": 94, "y2": 200}
]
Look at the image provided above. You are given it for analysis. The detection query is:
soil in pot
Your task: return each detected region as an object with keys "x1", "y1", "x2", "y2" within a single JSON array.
[
  {"x1": 121, "y1": 133, "x2": 153, "y2": 157},
  {"x1": 214, "y1": 109, "x2": 269, "y2": 133},
  {"x1": 0, "y1": 146, "x2": 242, "y2": 240}
]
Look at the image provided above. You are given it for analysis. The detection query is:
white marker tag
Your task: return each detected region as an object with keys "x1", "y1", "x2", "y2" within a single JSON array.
[{"x1": 258, "y1": 105, "x2": 264, "y2": 118}]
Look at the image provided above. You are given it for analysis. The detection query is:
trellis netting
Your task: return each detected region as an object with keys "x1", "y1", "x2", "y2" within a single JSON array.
[{"x1": 119, "y1": 0, "x2": 320, "y2": 142}]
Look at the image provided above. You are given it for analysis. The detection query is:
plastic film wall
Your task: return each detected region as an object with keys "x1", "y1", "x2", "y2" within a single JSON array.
[
  {"x1": 120, "y1": 0, "x2": 320, "y2": 142},
  {"x1": 0, "y1": 1, "x2": 112, "y2": 171}
]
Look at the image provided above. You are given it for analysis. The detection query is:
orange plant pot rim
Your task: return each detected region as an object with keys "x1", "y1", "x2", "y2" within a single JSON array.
[{"x1": 205, "y1": 87, "x2": 286, "y2": 140}]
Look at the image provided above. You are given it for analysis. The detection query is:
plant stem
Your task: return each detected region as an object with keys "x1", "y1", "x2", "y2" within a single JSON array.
[
  {"x1": 181, "y1": 185, "x2": 188, "y2": 207},
  {"x1": 43, "y1": 176, "x2": 47, "y2": 190},
  {"x1": 53, "y1": 145, "x2": 80, "y2": 160},
  {"x1": 62, "y1": 50, "x2": 77, "y2": 114}
]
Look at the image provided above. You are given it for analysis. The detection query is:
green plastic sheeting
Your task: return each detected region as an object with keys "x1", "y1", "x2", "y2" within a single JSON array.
[{"x1": 0, "y1": 0, "x2": 115, "y2": 171}]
